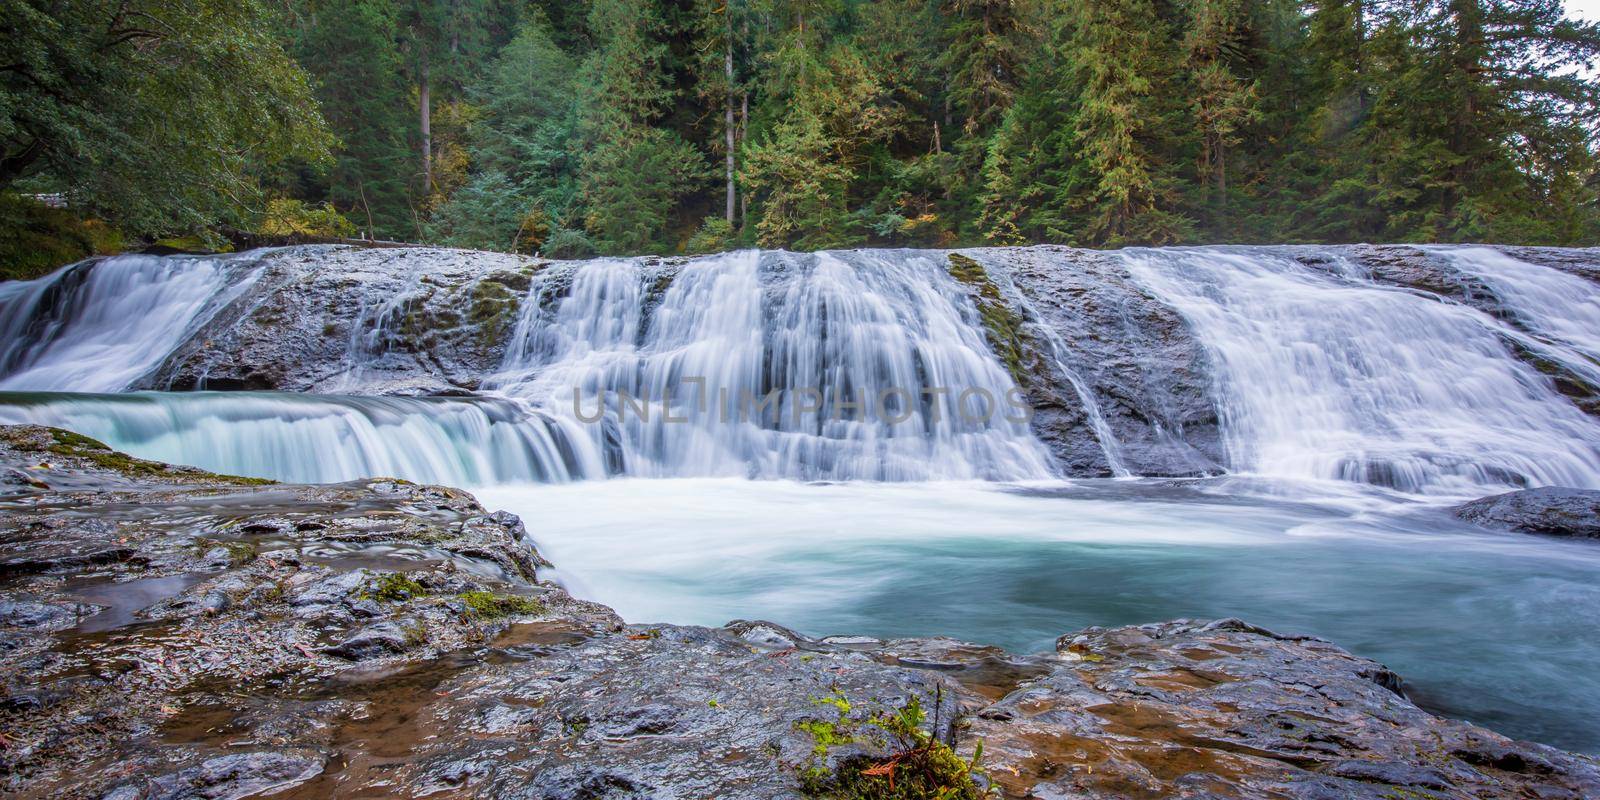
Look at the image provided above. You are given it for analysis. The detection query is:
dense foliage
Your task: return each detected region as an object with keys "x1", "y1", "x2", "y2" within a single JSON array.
[
  {"x1": 4, "y1": 0, "x2": 1599, "y2": 256},
  {"x1": 1, "y1": 0, "x2": 334, "y2": 239}
]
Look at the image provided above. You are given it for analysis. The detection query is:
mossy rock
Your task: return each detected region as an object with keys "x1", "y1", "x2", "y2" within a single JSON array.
[
  {"x1": 458, "y1": 591, "x2": 543, "y2": 620},
  {"x1": 38, "y1": 427, "x2": 275, "y2": 486},
  {"x1": 367, "y1": 572, "x2": 429, "y2": 603},
  {"x1": 797, "y1": 693, "x2": 987, "y2": 799},
  {"x1": 947, "y1": 254, "x2": 1033, "y2": 386},
  {"x1": 469, "y1": 279, "x2": 521, "y2": 346}
]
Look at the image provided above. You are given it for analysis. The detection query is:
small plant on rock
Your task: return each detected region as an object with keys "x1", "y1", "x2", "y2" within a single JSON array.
[{"x1": 798, "y1": 689, "x2": 988, "y2": 799}]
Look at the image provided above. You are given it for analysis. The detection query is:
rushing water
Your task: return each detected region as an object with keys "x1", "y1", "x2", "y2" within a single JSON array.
[
  {"x1": 1, "y1": 244, "x2": 1599, "y2": 752},
  {"x1": 0, "y1": 253, "x2": 266, "y2": 392},
  {"x1": 1122, "y1": 247, "x2": 1600, "y2": 493},
  {"x1": 489, "y1": 250, "x2": 1053, "y2": 480},
  {"x1": 0, "y1": 391, "x2": 594, "y2": 485}
]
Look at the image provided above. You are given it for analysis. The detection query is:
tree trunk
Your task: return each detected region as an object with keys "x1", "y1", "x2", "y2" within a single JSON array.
[
  {"x1": 419, "y1": 48, "x2": 432, "y2": 191},
  {"x1": 740, "y1": 91, "x2": 749, "y2": 227},
  {"x1": 724, "y1": 24, "x2": 736, "y2": 226}
]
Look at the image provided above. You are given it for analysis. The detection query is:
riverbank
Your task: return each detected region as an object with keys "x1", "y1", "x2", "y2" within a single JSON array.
[{"x1": 2, "y1": 424, "x2": 1595, "y2": 799}]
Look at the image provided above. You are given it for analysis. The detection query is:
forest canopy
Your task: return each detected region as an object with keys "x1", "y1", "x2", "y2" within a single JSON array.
[{"x1": 4, "y1": 0, "x2": 1600, "y2": 261}]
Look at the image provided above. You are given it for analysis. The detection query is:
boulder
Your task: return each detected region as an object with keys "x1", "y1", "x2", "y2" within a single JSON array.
[{"x1": 1454, "y1": 487, "x2": 1600, "y2": 538}]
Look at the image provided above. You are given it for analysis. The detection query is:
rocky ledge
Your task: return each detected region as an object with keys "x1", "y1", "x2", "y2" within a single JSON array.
[
  {"x1": 1, "y1": 425, "x2": 1596, "y2": 799},
  {"x1": 1452, "y1": 487, "x2": 1600, "y2": 539}
]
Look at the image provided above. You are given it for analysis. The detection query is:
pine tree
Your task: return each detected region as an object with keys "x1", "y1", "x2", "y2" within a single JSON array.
[
  {"x1": 292, "y1": 0, "x2": 417, "y2": 239},
  {"x1": 1183, "y1": 0, "x2": 1260, "y2": 233},
  {"x1": 578, "y1": 0, "x2": 707, "y2": 254},
  {"x1": 428, "y1": 13, "x2": 585, "y2": 252},
  {"x1": 941, "y1": 0, "x2": 1038, "y2": 137}
]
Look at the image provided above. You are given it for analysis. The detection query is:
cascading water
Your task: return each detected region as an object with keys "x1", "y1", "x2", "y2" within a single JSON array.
[
  {"x1": 1, "y1": 244, "x2": 1598, "y2": 493},
  {"x1": 1122, "y1": 247, "x2": 1600, "y2": 493},
  {"x1": 1427, "y1": 246, "x2": 1600, "y2": 386},
  {"x1": 0, "y1": 391, "x2": 591, "y2": 485},
  {"x1": 0, "y1": 248, "x2": 1053, "y2": 483},
  {"x1": 0, "y1": 253, "x2": 266, "y2": 392},
  {"x1": 491, "y1": 250, "x2": 1054, "y2": 481},
  {"x1": 966, "y1": 251, "x2": 1130, "y2": 476}
]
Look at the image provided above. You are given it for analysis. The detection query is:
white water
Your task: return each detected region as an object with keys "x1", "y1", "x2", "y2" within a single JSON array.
[
  {"x1": 0, "y1": 392, "x2": 591, "y2": 485},
  {"x1": 0, "y1": 253, "x2": 265, "y2": 392},
  {"x1": 1123, "y1": 248, "x2": 1600, "y2": 494},
  {"x1": 1, "y1": 245, "x2": 1598, "y2": 493},
  {"x1": 489, "y1": 250, "x2": 1053, "y2": 481},
  {"x1": 1430, "y1": 246, "x2": 1600, "y2": 385}
]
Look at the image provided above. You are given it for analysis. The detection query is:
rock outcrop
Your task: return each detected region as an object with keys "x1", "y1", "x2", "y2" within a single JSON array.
[
  {"x1": 3, "y1": 424, "x2": 1597, "y2": 798},
  {"x1": 147, "y1": 246, "x2": 552, "y2": 395},
  {"x1": 1453, "y1": 487, "x2": 1600, "y2": 539},
  {"x1": 970, "y1": 247, "x2": 1226, "y2": 477}
]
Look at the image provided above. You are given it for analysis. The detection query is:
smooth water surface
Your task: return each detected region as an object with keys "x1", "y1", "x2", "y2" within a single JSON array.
[{"x1": 476, "y1": 478, "x2": 1600, "y2": 754}]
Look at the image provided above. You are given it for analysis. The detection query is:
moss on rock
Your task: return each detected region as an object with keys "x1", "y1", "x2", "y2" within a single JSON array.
[
  {"x1": 40, "y1": 427, "x2": 275, "y2": 486},
  {"x1": 947, "y1": 253, "x2": 1033, "y2": 385},
  {"x1": 458, "y1": 590, "x2": 543, "y2": 620}
]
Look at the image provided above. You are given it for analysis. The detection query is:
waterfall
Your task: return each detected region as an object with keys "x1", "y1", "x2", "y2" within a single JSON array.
[
  {"x1": 2, "y1": 244, "x2": 1597, "y2": 493},
  {"x1": 0, "y1": 248, "x2": 1053, "y2": 484},
  {"x1": 1122, "y1": 247, "x2": 1600, "y2": 493},
  {"x1": 0, "y1": 391, "x2": 594, "y2": 485},
  {"x1": 0, "y1": 253, "x2": 266, "y2": 392},
  {"x1": 1427, "y1": 246, "x2": 1600, "y2": 387},
  {"x1": 490, "y1": 250, "x2": 1054, "y2": 481}
]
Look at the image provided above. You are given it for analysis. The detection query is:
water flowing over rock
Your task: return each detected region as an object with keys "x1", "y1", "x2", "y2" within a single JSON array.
[
  {"x1": 1122, "y1": 246, "x2": 1600, "y2": 493},
  {"x1": 1, "y1": 244, "x2": 1599, "y2": 492},
  {"x1": 0, "y1": 252, "x2": 268, "y2": 392},
  {"x1": 964, "y1": 247, "x2": 1225, "y2": 477}
]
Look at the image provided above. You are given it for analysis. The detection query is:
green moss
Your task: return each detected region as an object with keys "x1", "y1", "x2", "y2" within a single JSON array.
[
  {"x1": 195, "y1": 539, "x2": 259, "y2": 566},
  {"x1": 402, "y1": 620, "x2": 430, "y2": 648},
  {"x1": 797, "y1": 693, "x2": 988, "y2": 800},
  {"x1": 650, "y1": 272, "x2": 676, "y2": 297},
  {"x1": 946, "y1": 253, "x2": 1000, "y2": 300},
  {"x1": 947, "y1": 254, "x2": 1032, "y2": 385},
  {"x1": 468, "y1": 279, "x2": 521, "y2": 346},
  {"x1": 153, "y1": 234, "x2": 228, "y2": 253},
  {"x1": 458, "y1": 590, "x2": 543, "y2": 620},
  {"x1": 43, "y1": 427, "x2": 275, "y2": 485},
  {"x1": 367, "y1": 572, "x2": 428, "y2": 603}
]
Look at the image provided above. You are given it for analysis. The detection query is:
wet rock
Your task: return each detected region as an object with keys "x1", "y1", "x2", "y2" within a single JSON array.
[
  {"x1": 968, "y1": 247, "x2": 1226, "y2": 477},
  {"x1": 965, "y1": 619, "x2": 1600, "y2": 800},
  {"x1": 102, "y1": 751, "x2": 324, "y2": 800},
  {"x1": 0, "y1": 599, "x2": 75, "y2": 629},
  {"x1": 324, "y1": 621, "x2": 416, "y2": 660},
  {"x1": 285, "y1": 569, "x2": 366, "y2": 608},
  {"x1": 0, "y1": 425, "x2": 616, "y2": 796},
  {"x1": 3, "y1": 424, "x2": 1598, "y2": 800},
  {"x1": 1453, "y1": 487, "x2": 1600, "y2": 538},
  {"x1": 144, "y1": 247, "x2": 550, "y2": 393}
]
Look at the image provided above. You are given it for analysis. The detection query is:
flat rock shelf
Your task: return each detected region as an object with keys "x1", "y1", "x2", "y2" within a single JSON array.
[{"x1": 1, "y1": 425, "x2": 1596, "y2": 800}]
